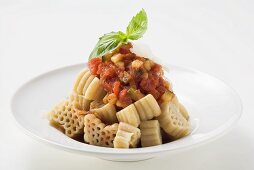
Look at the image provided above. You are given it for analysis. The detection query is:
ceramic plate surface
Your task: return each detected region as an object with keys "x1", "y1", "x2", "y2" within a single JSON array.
[{"x1": 11, "y1": 63, "x2": 242, "y2": 161}]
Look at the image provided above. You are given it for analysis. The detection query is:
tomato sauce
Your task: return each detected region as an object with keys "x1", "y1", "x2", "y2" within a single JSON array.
[{"x1": 88, "y1": 44, "x2": 169, "y2": 107}]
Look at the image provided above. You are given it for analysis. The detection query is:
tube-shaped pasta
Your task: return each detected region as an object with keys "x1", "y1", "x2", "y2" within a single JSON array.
[
  {"x1": 81, "y1": 74, "x2": 95, "y2": 95},
  {"x1": 172, "y1": 95, "x2": 180, "y2": 109},
  {"x1": 73, "y1": 69, "x2": 89, "y2": 93},
  {"x1": 113, "y1": 122, "x2": 141, "y2": 148},
  {"x1": 179, "y1": 103, "x2": 189, "y2": 120},
  {"x1": 84, "y1": 77, "x2": 106, "y2": 101},
  {"x1": 134, "y1": 94, "x2": 161, "y2": 121},
  {"x1": 161, "y1": 91, "x2": 189, "y2": 120},
  {"x1": 118, "y1": 122, "x2": 141, "y2": 148},
  {"x1": 113, "y1": 130, "x2": 132, "y2": 148},
  {"x1": 140, "y1": 120, "x2": 162, "y2": 147},
  {"x1": 74, "y1": 70, "x2": 92, "y2": 94},
  {"x1": 113, "y1": 130, "x2": 133, "y2": 148},
  {"x1": 48, "y1": 100, "x2": 85, "y2": 138},
  {"x1": 157, "y1": 102, "x2": 190, "y2": 139},
  {"x1": 70, "y1": 92, "x2": 91, "y2": 111},
  {"x1": 91, "y1": 103, "x2": 118, "y2": 124},
  {"x1": 84, "y1": 114, "x2": 118, "y2": 148},
  {"x1": 116, "y1": 104, "x2": 140, "y2": 127}
]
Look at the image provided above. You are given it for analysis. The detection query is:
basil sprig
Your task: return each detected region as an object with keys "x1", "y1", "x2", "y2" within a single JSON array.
[{"x1": 89, "y1": 9, "x2": 147, "y2": 60}]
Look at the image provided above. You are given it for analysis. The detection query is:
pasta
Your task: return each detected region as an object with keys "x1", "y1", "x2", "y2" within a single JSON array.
[
  {"x1": 70, "y1": 92, "x2": 91, "y2": 111},
  {"x1": 48, "y1": 100, "x2": 85, "y2": 138},
  {"x1": 161, "y1": 91, "x2": 189, "y2": 120},
  {"x1": 84, "y1": 114, "x2": 118, "y2": 147},
  {"x1": 116, "y1": 104, "x2": 140, "y2": 127},
  {"x1": 73, "y1": 69, "x2": 92, "y2": 94},
  {"x1": 118, "y1": 122, "x2": 141, "y2": 147},
  {"x1": 113, "y1": 122, "x2": 141, "y2": 148},
  {"x1": 157, "y1": 102, "x2": 190, "y2": 139},
  {"x1": 113, "y1": 130, "x2": 133, "y2": 148},
  {"x1": 73, "y1": 69, "x2": 106, "y2": 100},
  {"x1": 84, "y1": 77, "x2": 106, "y2": 101},
  {"x1": 179, "y1": 103, "x2": 189, "y2": 120},
  {"x1": 73, "y1": 69, "x2": 89, "y2": 93},
  {"x1": 48, "y1": 39, "x2": 191, "y2": 148},
  {"x1": 134, "y1": 94, "x2": 161, "y2": 121},
  {"x1": 91, "y1": 103, "x2": 118, "y2": 124},
  {"x1": 140, "y1": 120, "x2": 162, "y2": 147}
]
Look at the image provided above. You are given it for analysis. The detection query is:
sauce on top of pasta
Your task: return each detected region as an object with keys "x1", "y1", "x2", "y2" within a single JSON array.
[{"x1": 88, "y1": 43, "x2": 171, "y2": 108}]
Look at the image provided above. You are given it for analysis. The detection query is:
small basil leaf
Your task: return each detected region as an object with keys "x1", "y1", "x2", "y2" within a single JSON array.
[{"x1": 126, "y1": 9, "x2": 147, "y2": 40}]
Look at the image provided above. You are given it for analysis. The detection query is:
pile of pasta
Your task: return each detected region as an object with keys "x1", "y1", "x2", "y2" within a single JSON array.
[{"x1": 48, "y1": 69, "x2": 190, "y2": 148}]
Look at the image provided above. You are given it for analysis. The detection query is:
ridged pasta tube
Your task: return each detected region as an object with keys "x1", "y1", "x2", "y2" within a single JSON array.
[
  {"x1": 84, "y1": 77, "x2": 106, "y2": 101},
  {"x1": 118, "y1": 122, "x2": 141, "y2": 147},
  {"x1": 161, "y1": 91, "x2": 189, "y2": 120},
  {"x1": 116, "y1": 104, "x2": 140, "y2": 127},
  {"x1": 140, "y1": 120, "x2": 162, "y2": 147},
  {"x1": 113, "y1": 122, "x2": 141, "y2": 148},
  {"x1": 73, "y1": 69, "x2": 89, "y2": 93},
  {"x1": 73, "y1": 69, "x2": 93, "y2": 94},
  {"x1": 84, "y1": 114, "x2": 118, "y2": 147},
  {"x1": 134, "y1": 94, "x2": 161, "y2": 121},
  {"x1": 81, "y1": 74, "x2": 95, "y2": 95},
  {"x1": 157, "y1": 102, "x2": 190, "y2": 139},
  {"x1": 70, "y1": 92, "x2": 91, "y2": 111},
  {"x1": 113, "y1": 130, "x2": 133, "y2": 148},
  {"x1": 179, "y1": 103, "x2": 189, "y2": 120},
  {"x1": 48, "y1": 100, "x2": 85, "y2": 138},
  {"x1": 91, "y1": 103, "x2": 118, "y2": 124}
]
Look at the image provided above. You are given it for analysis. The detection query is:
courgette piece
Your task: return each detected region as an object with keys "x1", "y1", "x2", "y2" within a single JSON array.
[{"x1": 128, "y1": 88, "x2": 144, "y2": 101}]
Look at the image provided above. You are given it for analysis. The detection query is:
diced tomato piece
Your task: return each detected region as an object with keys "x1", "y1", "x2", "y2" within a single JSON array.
[
  {"x1": 113, "y1": 81, "x2": 121, "y2": 96},
  {"x1": 88, "y1": 58, "x2": 102, "y2": 75},
  {"x1": 118, "y1": 89, "x2": 132, "y2": 105}
]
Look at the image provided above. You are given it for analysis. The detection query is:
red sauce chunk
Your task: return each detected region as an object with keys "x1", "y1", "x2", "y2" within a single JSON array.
[{"x1": 88, "y1": 44, "x2": 170, "y2": 108}]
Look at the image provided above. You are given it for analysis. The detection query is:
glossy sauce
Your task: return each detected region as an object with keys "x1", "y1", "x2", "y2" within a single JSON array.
[{"x1": 88, "y1": 44, "x2": 169, "y2": 107}]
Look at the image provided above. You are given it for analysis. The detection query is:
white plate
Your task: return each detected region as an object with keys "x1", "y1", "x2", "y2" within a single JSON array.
[{"x1": 11, "y1": 63, "x2": 242, "y2": 161}]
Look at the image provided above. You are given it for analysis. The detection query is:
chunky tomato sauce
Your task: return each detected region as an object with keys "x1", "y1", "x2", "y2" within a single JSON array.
[{"x1": 88, "y1": 44, "x2": 169, "y2": 107}]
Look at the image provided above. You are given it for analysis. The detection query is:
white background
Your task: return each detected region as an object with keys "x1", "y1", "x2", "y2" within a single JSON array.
[{"x1": 1, "y1": 0, "x2": 254, "y2": 169}]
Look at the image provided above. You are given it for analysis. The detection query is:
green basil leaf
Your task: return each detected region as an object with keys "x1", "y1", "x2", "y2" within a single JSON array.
[
  {"x1": 88, "y1": 9, "x2": 148, "y2": 61},
  {"x1": 89, "y1": 31, "x2": 127, "y2": 60},
  {"x1": 126, "y1": 9, "x2": 147, "y2": 40}
]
